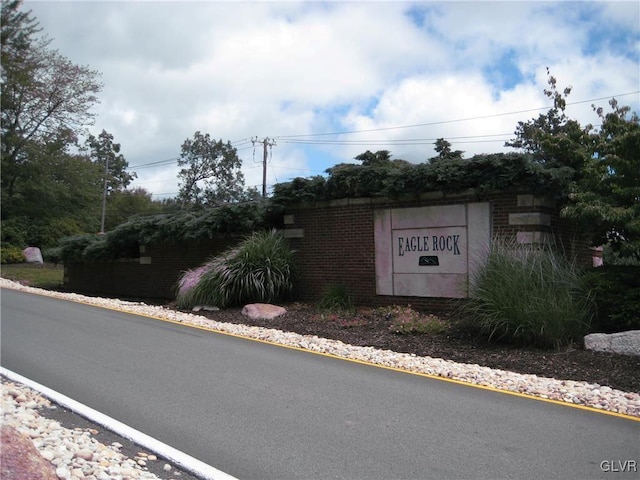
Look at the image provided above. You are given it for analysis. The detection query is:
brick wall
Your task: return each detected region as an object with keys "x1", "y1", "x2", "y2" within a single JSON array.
[
  {"x1": 63, "y1": 236, "x2": 243, "y2": 299},
  {"x1": 282, "y1": 191, "x2": 590, "y2": 312},
  {"x1": 64, "y1": 190, "x2": 590, "y2": 307}
]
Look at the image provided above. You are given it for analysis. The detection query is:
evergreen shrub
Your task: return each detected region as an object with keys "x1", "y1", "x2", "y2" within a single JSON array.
[{"x1": 582, "y1": 266, "x2": 640, "y2": 333}]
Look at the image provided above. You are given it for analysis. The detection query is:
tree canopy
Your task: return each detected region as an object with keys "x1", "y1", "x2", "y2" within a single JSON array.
[
  {"x1": 562, "y1": 101, "x2": 640, "y2": 260},
  {"x1": 506, "y1": 70, "x2": 640, "y2": 260},
  {"x1": 177, "y1": 131, "x2": 251, "y2": 208},
  {"x1": 0, "y1": 1, "x2": 145, "y2": 249}
]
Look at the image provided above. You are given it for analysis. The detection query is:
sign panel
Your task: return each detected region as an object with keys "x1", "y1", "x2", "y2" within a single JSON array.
[
  {"x1": 374, "y1": 202, "x2": 491, "y2": 298},
  {"x1": 392, "y1": 226, "x2": 467, "y2": 274}
]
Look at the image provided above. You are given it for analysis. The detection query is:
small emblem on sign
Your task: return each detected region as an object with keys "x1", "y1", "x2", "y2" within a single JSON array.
[{"x1": 419, "y1": 256, "x2": 439, "y2": 266}]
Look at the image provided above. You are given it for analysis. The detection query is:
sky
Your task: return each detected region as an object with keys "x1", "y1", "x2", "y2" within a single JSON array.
[{"x1": 25, "y1": 0, "x2": 640, "y2": 200}]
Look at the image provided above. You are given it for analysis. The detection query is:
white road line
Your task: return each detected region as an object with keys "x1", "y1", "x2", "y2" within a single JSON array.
[{"x1": 1, "y1": 367, "x2": 238, "y2": 480}]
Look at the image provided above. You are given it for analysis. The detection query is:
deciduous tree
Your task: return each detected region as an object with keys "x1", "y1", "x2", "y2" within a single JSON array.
[
  {"x1": 507, "y1": 69, "x2": 639, "y2": 260},
  {"x1": 177, "y1": 132, "x2": 246, "y2": 207}
]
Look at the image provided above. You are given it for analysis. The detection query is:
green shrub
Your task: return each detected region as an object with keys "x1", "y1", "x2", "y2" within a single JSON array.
[
  {"x1": 318, "y1": 284, "x2": 353, "y2": 312},
  {"x1": 457, "y1": 240, "x2": 592, "y2": 349},
  {"x1": 1, "y1": 244, "x2": 26, "y2": 264},
  {"x1": 582, "y1": 266, "x2": 640, "y2": 333},
  {"x1": 42, "y1": 247, "x2": 62, "y2": 265},
  {"x1": 176, "y1": 230, "x2": 295, "y2": 308},
  {"x1": 59, "y1": 234, "x2": 100, "y2": 263},
  {"x1": 55, "y1": 202, "x2": 272, "y2": 262}
]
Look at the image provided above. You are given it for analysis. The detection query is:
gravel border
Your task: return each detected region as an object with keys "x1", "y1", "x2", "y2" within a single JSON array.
[
  {"x1": 1, "y1": 376, "x2": 207, "y2": 480},
  {"x1": 2, "y1": 278, "x2": 639, "y2": 418}
]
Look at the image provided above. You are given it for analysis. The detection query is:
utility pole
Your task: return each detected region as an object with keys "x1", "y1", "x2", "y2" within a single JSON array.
[
  {"x1": 252, "y1": 137, "x2": 276, "y2": 197},
  {"x1": 99, "y1": 155, "x2": 109, "y2": 235}
]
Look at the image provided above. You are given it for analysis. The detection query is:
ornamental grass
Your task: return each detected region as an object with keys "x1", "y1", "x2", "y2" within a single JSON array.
[
  {"x1": 176, "y1": 230, "x2": 295, "y2": 309},
  {"x1": 458, "y1": 239, "x2": 592, "y2": 349}
]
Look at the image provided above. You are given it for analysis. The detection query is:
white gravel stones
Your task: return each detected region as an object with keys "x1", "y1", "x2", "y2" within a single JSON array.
[{"x1": 1, "y1": 380, "x2": 169, "y2": 480}]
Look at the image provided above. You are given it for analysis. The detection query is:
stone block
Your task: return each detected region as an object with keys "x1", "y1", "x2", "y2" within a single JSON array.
[
  {"x1": 584, "y1": 330, "x2": 640, "y2": 357},
  {"x1": 283, "y1": 228, "x2": 304, "y2": 238},
  {"x1": 508, "y1": 213, "x2": 551, "y2": 226},
  {"x1": 516, "y1": 231, "x2": 553, "y2": 244}
]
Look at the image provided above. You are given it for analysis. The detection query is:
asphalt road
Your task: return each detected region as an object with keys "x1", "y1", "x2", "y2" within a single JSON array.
[{"x1": 1, "y1": 288, "x2": 639, "y2": 480}]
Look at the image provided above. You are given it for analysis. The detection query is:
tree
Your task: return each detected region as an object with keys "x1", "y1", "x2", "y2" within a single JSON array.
[
  {"x1": 0, "y1": 138, "x2": 104, "y2": 247},
  {"x1": 562, "y1": 100, "x2": 640, "y2": 260},
  {"x1": 1, "y1": 0, "x2": 102, "y2": 212},
  {"x1": 505, "y1": 69, "x2": 592, "y2": 177},
  {"x1": 86, "y1": 129, "x2": 135, "y2": 192},
  {"x1": 354, "y1": 149, "x2": 392, "y2": 166},
  {"x1": 432, "y1": 138, "x2": 464, "y2": 162},
  {"x1": 177, "y1": 131, "x2": 246, "y2": 207},
  {"x1": 104, "y1": 187, "x2": 165, "y2": 231},
  {"x1": 86, "y1": 129, "x2": 135, "y2": 232},
  {"x1": 507, "y1": 69, "x2": 640, "y2": 260}
]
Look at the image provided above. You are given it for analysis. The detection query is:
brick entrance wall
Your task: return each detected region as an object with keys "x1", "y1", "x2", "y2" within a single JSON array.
[
  {"x1": 63, "y1": 236, "x2": 243, "y2": 299},
  {"x1": 282, "y1": 191, "x2": 589, "y2": 312},
  {"x1": 63, "y1": 190, "x2": 589, "y2": 307}
]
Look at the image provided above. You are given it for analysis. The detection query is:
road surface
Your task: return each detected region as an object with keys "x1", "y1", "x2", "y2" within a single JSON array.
[{"x1": 2, "y1": 288, "x2": 638, "y2": 479}]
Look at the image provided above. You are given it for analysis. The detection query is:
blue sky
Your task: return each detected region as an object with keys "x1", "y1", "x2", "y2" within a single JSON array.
[{"x1": 26, "y1": 1, "x2": 640, "y2": 199}]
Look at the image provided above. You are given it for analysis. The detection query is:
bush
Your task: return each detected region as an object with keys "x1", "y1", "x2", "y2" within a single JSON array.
[
  {"x1": 1, "y1": 244, "x2": 26, "y2": 264},
  {"x1": 176, "y1": 230, "x2": 295, "y2": 308},
  {"x1": 582, "y1": 266, "x2": 640, "y2": 333},
  {"x1": 318, "y1": 285, "x2": 353, "y2": 312},
  {"x1": 56, "y1": 202, "x2": 272, "y2": 262},
  {"x1": 457, "y1": 240, "x2": 592, "y2": 349},
  {"x1": 59, "y1": 234, "x2": 100, "y2": 263},
  {"x1": 42, "y1": 247, "x2": 63, "y2": 265}
]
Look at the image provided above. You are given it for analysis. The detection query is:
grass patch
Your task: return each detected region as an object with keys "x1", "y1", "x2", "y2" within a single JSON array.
[
  {"x1": 378, "y1": 305, "x2": 447, "y2": 335},
  {"x1": 0, "y1": 263, "x2": 64, "y2": 289}
]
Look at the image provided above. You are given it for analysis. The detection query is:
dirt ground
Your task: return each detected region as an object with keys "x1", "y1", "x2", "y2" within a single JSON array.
[{"x1": 179, "y1": 302, "x2": 640, "y2": 394}]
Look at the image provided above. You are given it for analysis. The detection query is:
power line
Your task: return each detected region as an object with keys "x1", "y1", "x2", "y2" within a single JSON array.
[
  {"x1": 131, "y1": 156, "x2": 180, "y2": 169},
  {"x1": 275, "y1": 90, "x2": 640, "y2": 139}
]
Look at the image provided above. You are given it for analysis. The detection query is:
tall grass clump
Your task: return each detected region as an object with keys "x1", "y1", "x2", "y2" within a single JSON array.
[
  {"x1": 318, "y1": 284, "x2": 353, "y2": 312},
  {"x1": 458, "y1": 239, "x2": 592, "y2": 349},
  {"x1": 176, "y1": 230, "x2": 295, "y2": 309}
]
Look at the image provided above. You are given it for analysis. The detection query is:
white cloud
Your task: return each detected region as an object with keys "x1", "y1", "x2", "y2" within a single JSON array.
[{"x1": 25, "y1": 0, "x2": 639, "y2": 199}]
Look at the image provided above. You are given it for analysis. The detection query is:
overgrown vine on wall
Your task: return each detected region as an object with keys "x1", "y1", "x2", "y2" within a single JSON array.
[
  {"x1": 59, "y1": 201, "x2": 279, "y2": 262},
  {"x1": 271, "y1": 152, "x2": 574, "y2": 207},
  {"x1": 59, "y1": 152, "x2": 575, "y2": 262}
]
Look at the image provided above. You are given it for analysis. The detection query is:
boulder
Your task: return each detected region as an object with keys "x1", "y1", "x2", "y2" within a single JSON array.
[
  {"x1": 1, "y1": 425, "x2": 58, "y2": 480},
  {"x1": 241, "y1": 303, "x2": 287, "y2": 321},
  {"x1": 22, "y1": 247, "x2": 43, "y2": 264},
  {"x1": 584, "y1": 330, "x2": 640, "y2": 357}
]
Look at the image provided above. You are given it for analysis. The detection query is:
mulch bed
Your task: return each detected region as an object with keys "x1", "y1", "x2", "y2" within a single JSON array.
[{"x1": 182, "y1": 302, "x2": 640, "y2": 393}]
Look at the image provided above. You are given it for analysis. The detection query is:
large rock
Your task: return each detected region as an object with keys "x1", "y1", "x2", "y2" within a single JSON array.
[
  {"x1": 584, "y1": 330, "x2": 640, "y2": 357},
  {"x1": 22, "y1": 247, "x2": 43, "y2": 264},
  {"x1": 1, "y1": 425, "x2": 58, "y2": 480},
  {"x1": 241, "y1": 303, "x2": 287, "y2": 321}
]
